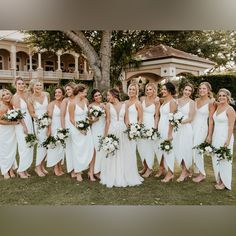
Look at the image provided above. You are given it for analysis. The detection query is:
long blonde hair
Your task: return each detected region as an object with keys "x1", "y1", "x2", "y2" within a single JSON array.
[
  {"x1": 145, "y1": 82, "x2": 157, "y2": 97},
  {"x1": 0, "y1": 89, "x2": 12, "y2": 102},
  {"x1": 128, "y1": 82, "x2": 139, "y2": 98},
  {"x1": 198, "y1": 82, "x2": 213, "y2": 98}
]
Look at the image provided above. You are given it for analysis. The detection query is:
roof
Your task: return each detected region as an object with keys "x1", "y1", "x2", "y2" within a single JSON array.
[
  {"x1": 134, "y1": 44, "x2": 215, "y2": 65},
  {"x1": 0, "y1": 30, "x2": 25, "y2": 42}
]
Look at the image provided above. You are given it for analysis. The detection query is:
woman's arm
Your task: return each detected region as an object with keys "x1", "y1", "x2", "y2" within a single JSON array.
[
  {"x1": 68, "y1": 101, "x2": 76, "y2": 126},
  {"x1": 60, "y1": 98, "x2": 68, "y2": 129},
  {"x1": 47, "y1": 102, "x2": 54, "y2": 136},
  {"x1": 225, "y1": 107, "x2": 236, "y2": 147},
  {"x1": 181, "y1": 100, "x2": 195, "y2": 124},
  {"x1": 206, "y1": 101, "x2": 216, "y2": 143},
  {"x1": 154, "y1": 99, "x2": 160, "y2": 128},
  {"x1": 124, "y1": 101, "x2": 129, "y2": 126},
  {"x1": 28, "y1": 97, "x2": 38, "y2": 119},
  {"x1": 168, "y1": 100, "x2": 177, "y2": 140},
  {"x1": 136, "y1": 101, "x2": 143, "y2": 125},
  {"x1": 104, "y1": 103, "x2": 110, "y2": 136}
]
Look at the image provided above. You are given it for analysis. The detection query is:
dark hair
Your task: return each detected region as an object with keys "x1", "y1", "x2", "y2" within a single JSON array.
[
  {"x1": 179, "y1": 82, "x2": 194, "y2": 97},
  {"x1": 74, "y1": 84, "x2": 86, "y2": 96},
  {"x1": 163, "y1": 82, "x2": 176, "y2": 95},
  {"x1": 91, "y1": 88, "x2": 101, "y2": 100},
  {"x1": 14, "y1": 76, "x2": 24, "y2": 85},
  {"x1": 108, "y1": 88, "x2": 120, "y2": 101},
  {"x1": 54, "y1": 86, "x2": 65, "y2": 97}
]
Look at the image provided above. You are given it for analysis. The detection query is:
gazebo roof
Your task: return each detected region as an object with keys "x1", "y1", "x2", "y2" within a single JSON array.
[{"x1": 134, "y1": 44, "x2": 215, "y2": 65}]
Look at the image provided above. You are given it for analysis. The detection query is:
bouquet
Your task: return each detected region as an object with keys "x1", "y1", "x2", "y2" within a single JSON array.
[
  {"x1": 41, "y1": 136, "x2": 58, "y2": 149},
  {"x1": 88, "y1": 105, "x2": 105, "y2": 119},
  {"x1": 55, "y1": 128, "x2": 70, "y2": 148},
  {"x1": 25, "y1": 133, "x2": 38, "y2": 148},
  {"x1": 193, "y1": 141, "x2": 215, "y2": 156},
  {"x1": 98, "y1": 134, "x2": 119, "y2": 158},
  {"x1": 2, "y1": 108, "x2": 25, "y2": 121},
  {"x1": 141, "y1": 127, "x2": 160, "y2": 140},
  {"x1": 169, "y1": 111, "x2": 184, "y2": 132},
  {"x1": 124, "y1": 123, "x2": 144, "y2": 140},
  {"x1": 214, "y1": 146, "x2": 233, "y2": 162},
  {"x1": 75, "y1": 118, "x2": 90, "y2": 133},
  {"x1": 159, "y1": 140, "x2": 173, "y2": 154},
  {"x1": 36, "y1": 112, "x2": 52, "y2": 130}
]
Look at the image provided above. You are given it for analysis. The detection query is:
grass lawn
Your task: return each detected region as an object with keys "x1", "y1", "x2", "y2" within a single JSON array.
[{"x1": 0, "y1": 136, "x2": 235, "y2": 205}]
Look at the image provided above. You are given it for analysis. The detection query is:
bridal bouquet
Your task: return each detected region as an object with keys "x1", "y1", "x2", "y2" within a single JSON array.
[
  {"x1": 159, "y1": 140, "x2": 173, "y2": 154},
  {"x1": 169, "y1": 111, "x2": 184, "y2": 132},
  {"x1": 214, "y1": 146, "x2": 233, "y2": 162},
  {"x1": 2, "y1": 108, "x2": 25, "y2": 121},
  {"x1": 124, "y1": 123, "x2": 144, "y2": 140},
  {"x1": 88, "y1": 105, "x2": 105, "y2": 119},
  {"x1": 25, "y1": 133, "x2": 38, "y2": 148},
  {"x1": 41, "y1": 136, "x2": 58, "y2": 149},
  {"x1": 75, "y1": 118, "x2": 90, "y2": 133},
  {"x1": 141, "y1": 127, "x2": 160, "y2": 140},
  {"x1": 36, "y1": 112, "x2": 52, "y2": 130},
  {"x1": 193, "y1": 141, "x2": 215, "y2": 156},
  {"x1": 98, "y1": 134, "x2": 119, "y2": 158},
  {"x1": 55, "y1": 128, "x2": 70, "y2": 148}
]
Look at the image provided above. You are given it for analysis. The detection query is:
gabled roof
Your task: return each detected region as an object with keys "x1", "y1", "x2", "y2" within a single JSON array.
[{"x1": 134, "y1": 44, "x2": 215, "y2": 65}]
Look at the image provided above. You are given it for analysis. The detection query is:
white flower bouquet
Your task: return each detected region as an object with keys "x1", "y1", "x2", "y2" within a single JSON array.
[
  {"x1": 98, "y1": 134, "x2": 119, "y2": 158},
  {"x1": 25, "y1": 133, "x2": 38, "y2": 148},
  {"x1": 75, "y1": 118, "x2": 90, "y2": 134},
  {"x1": 141, "y1": 127, "x2": 160, "y2": 140},
  {"x1": 124, "y1": 123, "x2": 144, "y2": 140},
  {"x1": 159, "y1": 139, "x2": 173, "y2": 154},
  {"x1": 36, "y1": 112, "x2": 52, "y2": 130},
  {"x1": 193, "y1": 141, "x2": 215, "y2": 156},
  {"x1": 2, "y1": 108, "x2": 26, "y2": 121},
  {"x1": 169, "y1": 111, "x2": 184, "y2": 132},
  {"x1": 214, "y1": 146, "x2": 233, "y2": 162},
  {"x1": 55, "y1": 128, "x2": 70, "y2": 148},
  {"x1": 41, "y1": 136, "x2": 57, "y2": 149},
  {"x1": 88, "y1": 105, "x2": 105, "y2": 119}
]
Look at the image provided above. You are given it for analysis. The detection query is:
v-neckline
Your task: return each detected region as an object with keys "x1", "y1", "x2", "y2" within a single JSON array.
[
  {"x1": 144, "y1": 99, "x2": 154, "y2": 108},
  {"x1": 178, "y1": 100, "x2": 190, "y2": 109},
  {"x1": 35, "y1": 95, "x2": 46, "y2": 105},
  {"x1": 76, "y1": 103, "x2": 86, "y2": 111},
  {"x1": 111, "y1": 103, "x2": 122, "y2": 120},
  {"x1": 197, "y1": 102, "x2": 208, "y2": 110},
  {"x1": 215, "y1": 107, "x2": 229, "y2": 117}
]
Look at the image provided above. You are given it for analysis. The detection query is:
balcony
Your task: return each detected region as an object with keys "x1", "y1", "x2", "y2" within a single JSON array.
[{"x1": 0, "y1": 69, "x2": 93, "y2": 84}]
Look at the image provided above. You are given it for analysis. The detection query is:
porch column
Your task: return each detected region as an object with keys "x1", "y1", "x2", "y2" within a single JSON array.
[
  {"x1": 56, "y1": 50, "x2": 62, "y2": 71},
  {"x1": 29, "y1": 54, "x2": 33, "y2": 71},
  {"x1": 84, "y1": 60, "x2": 88, "y2": 74},
  {"x1": 74, "y1": 53, "x2": 79, "y2": 79},
  {"x1": 10, "y1": 45, "x2": 16, "y2": 78},
  {"x1": 37, "y1": 52, "x2": 42, "y2": 69}
]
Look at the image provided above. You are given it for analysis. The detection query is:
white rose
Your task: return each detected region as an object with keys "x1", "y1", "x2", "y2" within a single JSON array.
[
  {"x1": 57, "y1": 133, "x2": 64, "y2": 140},
  {"x1": 174, "y1": 112, "x2": 183, "y2": 120},
  {"x1": 94, "y1": 111, "x2": 99, "y2": 117},
  {"x1": 146, "y1": 130, "x2": 152, "y2": 137},
  {"x1": 165, "y1": 145, "x2": 170, "y2": 150},
  {"x1": 205, "y1": 146, "x2": 212, "y2": 153},
  {"x1": 78, "y1": 123, "x2": 84, "y2": 128}
]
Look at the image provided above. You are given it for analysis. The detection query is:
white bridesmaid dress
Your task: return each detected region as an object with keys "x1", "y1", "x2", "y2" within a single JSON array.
[
  {"x1": 157, "y1": 101, "x2": 175, "y2": 173},
  {"x1": 70, "y1": 104, "x2": 94, "y2": 173},
  {"x1": 137, "y1": 100, "x2": 155, "y2": 169},
  {"x1": 90, "y1": 105, "x2": 106, "y2": 174},
  {"x1": 0, "y1": 120, "x2": 17, "y2": 175},
  {"x1": 174, "y1": 101, "x2": 193, "y2": 170},
  {"x1": 15, "y1": 98, "x2": 34, "y2": 172},
  {"x1": 100, "y1": 103, "x2": 131, "y2": 188},
  {"x1": 65, "y1": 100, "x2": 74, "y2": 173},
  {"x1": 211, "y1": 109, "x2": 234, "y2": 190},
  {"x1": 192, "y1": 103, "x2": 209, "y2": 176},
  {"x1": 33, "y1": 95, "x2": 48, "y2": 166},
  {"x1": 46, "y1": 105, "x2": 64, "y2": 167}
]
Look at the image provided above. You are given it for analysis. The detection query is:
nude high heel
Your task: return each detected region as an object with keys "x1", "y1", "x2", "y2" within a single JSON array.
[{"x1": 161, "y1": 175, "x2": 174, "y2": 183}]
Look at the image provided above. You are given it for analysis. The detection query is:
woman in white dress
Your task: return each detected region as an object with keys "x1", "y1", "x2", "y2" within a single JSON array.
[
  {"x1": 28, "y1": 79, "x2": 50, "y2": 177},
  {"x1": 211, "y1": 89, "x2": 235, "y2": 190},
  {"x1": 89, "y1": 89, "x2": 106, "y2": 180},
  {"x1": 192, "y1": 82, "x2": 215, "y2": 183},
  {"x1": 157, "y1": 82, "x2": 177, "y2": 182},
  {"x1": 69, "y1": 84, "x2": 95, "y2": 182},
  {"x1": 46, "y1": 87, "x2": 65, "y2": 176},
  {"x1": 12, "y1": 77, "x2": 34, "y2": 179},
  {"x1": 137, "y1": 83, "x2": 159, "y2": 178},
  {"x1": 0, "y1": 89, "x2": 18, "y2": 179},
  {"x1": 60, "y1": 82, "x2": 76, "y2": 178},
  {"x1": 100, "y1": 88, "x2": 128, "y2": 188},
  {"x1": 174, "y1": 83, "x2": 195, "y2": 182},
  {"x1": 124, "y1": 83, "x2": 143, "y2": 185}
]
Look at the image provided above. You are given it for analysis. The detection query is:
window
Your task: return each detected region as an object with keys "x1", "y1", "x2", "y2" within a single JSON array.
[
  {"x1": 0, "y1": 55, "x2": 3, "y2": 70},
  {"x1": 44, "y1": 60, "x2": 54, "y2": 71},
  {"x1": 27, "y1": 58, "x2": 37, "y2": 70}
]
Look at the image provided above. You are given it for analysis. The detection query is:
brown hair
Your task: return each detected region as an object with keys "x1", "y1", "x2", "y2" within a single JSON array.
[
  {"x1": 179, "y1": 82, "x2": 194, "y2": 97},
  {"x1": 14, "y1": 76, "x2": 24, "y2": 86},
  {"x1": 73, "y1": 84, "x2": 87, "y2": 96},
  {"x1": 54, "y1": 86, "x2": 66, "y2": 97},
  {"x1": 217, "y1": 88, "x2": 235, "y2": 104},
  {"x1": 108, "y1": 88, "x2": 120, "y2": 101},
  {"x1": 198, "y1": 81, "x2": 213, "y2": 98},
  {"x1": 65, "y1": 82, "x2": 76, "y2": 90}
]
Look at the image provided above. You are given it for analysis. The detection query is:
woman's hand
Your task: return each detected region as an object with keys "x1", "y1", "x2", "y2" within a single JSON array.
[
  {"x1": 23, "y1": 125, "x2": 28, "y2": 135},
  {"x1": 224, "y1": 139, "x2": 230, "y2": 147},
  {"x1": 167, "y1": 134, "x2": 173, "y2": 141},
  {"x1": 80, "y1": 130, "x2": 87, "y2": 136},
  {"x1": 206, "y1": 135, "x2": 212, "y2": 143}
]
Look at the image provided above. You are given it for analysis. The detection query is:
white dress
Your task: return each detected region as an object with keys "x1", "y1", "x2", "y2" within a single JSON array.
[
  {"x1": 0, "y1": 116, "x2": 17, "y2": 175},
  {"x1": 33, "y1": 95, "x2": 48, "y2": 166},
  {"x1": 137, "y1": 100, "x2": 155, "y2": 169},
  {"x1": 192, "y1": 103, "x2": 209, "y2": 176},
  {"x1": 15, "y1": 98, "x2": 34, "y2": 172},
  {"x1": 211, "y1": 109, "x2": 234, "y2": 190},
  {"x1": 100, "y1": 103, "x2": 130, "y2": 188},
  {"x1": 70, "y1": 104, "x2": 94, "y2": 173},
  {"x1": 174, "y1": 101, "x2": 193, "y2": 170},
  {"x1": 65, "y1": 100, "x2": 74, "y2": 173},
  {"x1": 157, "y1": 101, "x2": 175, "y2": 173},
  {"x1": 46, "y1": 105, "x2": 64, "y2": 167},
  {"x1": 91, "y1": 105, "x2": 106, "y2": 174}
]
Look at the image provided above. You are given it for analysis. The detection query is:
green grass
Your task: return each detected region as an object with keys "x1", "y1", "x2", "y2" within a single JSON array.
[{"x1": 0, "y1": 139, "x2": 235, "y2": 205}]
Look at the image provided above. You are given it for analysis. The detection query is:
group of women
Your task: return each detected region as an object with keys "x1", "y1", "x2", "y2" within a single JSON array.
[{"x1": 0, "y1": 77, "x2": 235, "y2": 190}]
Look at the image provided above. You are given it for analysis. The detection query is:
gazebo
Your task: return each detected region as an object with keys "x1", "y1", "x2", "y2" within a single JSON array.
[{"x1": 121, "y1": 44, "x2": 215, "y2": 92}]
